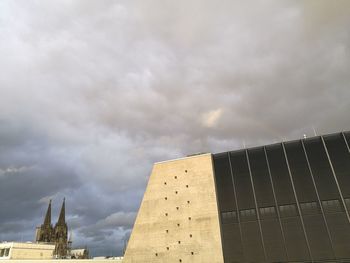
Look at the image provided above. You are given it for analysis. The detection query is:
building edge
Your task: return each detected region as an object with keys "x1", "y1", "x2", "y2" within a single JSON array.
[{"x1": 123, "y1": 153, "x2": 224, "y2": 263}]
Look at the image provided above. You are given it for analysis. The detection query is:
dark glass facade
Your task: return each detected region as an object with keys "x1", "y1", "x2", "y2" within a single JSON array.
[{"x1": 213, "y1": 131, "x2": 350, "y2": 263}]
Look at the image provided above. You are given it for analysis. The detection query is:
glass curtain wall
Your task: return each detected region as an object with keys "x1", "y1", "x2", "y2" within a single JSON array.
[{"x1": 213, "y1": 131, "x2": 350, "y2": 263}]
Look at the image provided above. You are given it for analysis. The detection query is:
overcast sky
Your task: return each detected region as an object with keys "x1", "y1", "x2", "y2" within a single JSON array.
[{"x1": 0, "y1": 0, "x2": 350, "y2": 257}]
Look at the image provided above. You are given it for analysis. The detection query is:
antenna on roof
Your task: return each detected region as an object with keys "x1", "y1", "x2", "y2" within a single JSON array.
[
  {"x1": 312, "y1": 126, "x2": 317, "y2": 136},
  {"x1": 68, "y1": 227, "x2": 73, "y2": 243}
]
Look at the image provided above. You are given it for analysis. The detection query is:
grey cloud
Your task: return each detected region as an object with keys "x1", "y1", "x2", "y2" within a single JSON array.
[
  {"x1": 78, "y1": 211, "x2": 135, "y2": 242},
  {"x1": 95, "y1": 212, "x2": 136, "y2": 229},
  {"x1": 1, "y1": 0, "x2": 350, "y2": 256},
  {"x1": 0, "y1": 222, "x2": 26, "y2": 234}
]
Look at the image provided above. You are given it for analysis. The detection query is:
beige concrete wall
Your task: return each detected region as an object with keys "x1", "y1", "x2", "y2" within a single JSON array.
[
  {"x1": 0, "y1": 242, "x2": 55, "y2": 260},
  {"x1": 10, "y1": 248, "x2": 53, "y2": 260},
  {"x1": 10, "y1": 243, "x2": 54, "y2": 260},
  {"x1": 123, "y1": 154, "x2": 224, "y2": 263}
]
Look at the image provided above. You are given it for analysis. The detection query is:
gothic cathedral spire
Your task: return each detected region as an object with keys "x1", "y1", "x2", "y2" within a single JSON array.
[
  {"x1": 54, "y1": 198, "x2": 68, "y2": 258},
  {"x1": 35, "y1": 199, "x2": 54, "y2": 243},
  {"x1": 57, "y1": 198, "x2": 65, "y2": 225},
  {"x1": 43, "y1": 199, "x2": 52, "y2": 226}
]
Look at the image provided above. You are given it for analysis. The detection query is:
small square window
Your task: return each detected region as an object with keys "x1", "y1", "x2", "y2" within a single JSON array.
[
  {"x1": 300, "y1": 202, "x2": 319, "y2": 215},
  {"x1": 188, "y1": 217, "x2": 191, "y2": 220},
  {"x1": 322, "y1": 199, "x2": 342, "y2": 213},
  {"x1": 178, "y1": 241, "x2": 181, "y2": 244},
  {"x1": 259, "y1": 206, "x2": 276, "y2": 219},
  {"x1": 165, "y1": 213, "x2": 168, "y2": 216},
  {"x1": 240, "y1": 209, "x2": 256, "y2": 222},
  {"x1": 279, "y1": 204, "x2": 298, "y2": 218},
  {"x1": 187, "y1": 201, "x2": 190, "y2": 204},
  {"x1": 222, "y1": 211, "x2": 238, "y2": 223},
  {"x1": 175, "y1": 176, "x2": 177, "y2": 179},
  {"x1": 175, "y1": 191, "x2": 178, "y2": 194},
  {"x1": 186, "y1": 185, "x2": 189, "y2": 188}
]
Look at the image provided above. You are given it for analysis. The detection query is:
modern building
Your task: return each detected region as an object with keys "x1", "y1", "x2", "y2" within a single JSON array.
[
  {"x1": 71, "y1": 248, "x2": 89, "y2": 259},
  {"x1": 123, "y1": 131, "x2": 350, "y2": 262},
  {"x1": 0, "y1": 242, "x2": 55, "y2": 260}
]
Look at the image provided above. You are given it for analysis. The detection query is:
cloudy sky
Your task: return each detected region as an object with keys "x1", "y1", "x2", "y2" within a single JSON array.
[{"x1": 0, "y1": 0, "x2": 350, "y2": 257}]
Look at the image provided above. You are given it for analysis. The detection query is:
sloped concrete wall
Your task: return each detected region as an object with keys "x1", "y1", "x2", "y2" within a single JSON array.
[{"x1": 123, "y1": 154, "x2": 224, "y2": 263}]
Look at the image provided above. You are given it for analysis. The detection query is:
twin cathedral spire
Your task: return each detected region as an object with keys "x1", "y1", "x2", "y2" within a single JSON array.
[{"x1": 36, "y1": 199, "x2": 68, "y2": 258}]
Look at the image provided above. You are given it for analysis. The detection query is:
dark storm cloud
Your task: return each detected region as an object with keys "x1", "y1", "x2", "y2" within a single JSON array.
[{"x1": 1, "y1": 0, "x2": 350, "y2": 256}]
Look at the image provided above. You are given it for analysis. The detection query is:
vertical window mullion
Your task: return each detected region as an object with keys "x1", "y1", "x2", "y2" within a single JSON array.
[
  {"x1": 246, "y1": 149, "x2": 267, "y2": 262},
  {"x1": 321, "y1": 136, "x2": 350, "y2": 224},
  {"x1": 282, "y1": 142, "x2": 313, "y2": 261},
  {"x1": 264, "y1": 146, "x2": 289, "y2": 261}
]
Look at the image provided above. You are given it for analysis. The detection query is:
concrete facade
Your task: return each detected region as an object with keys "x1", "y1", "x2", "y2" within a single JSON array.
[
  {"x1": 123, "y1": 154, "x2": 224, "y2": 263},
  {"x1": 0, "y1": 242, "x2": 54, "y2": 260}
]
